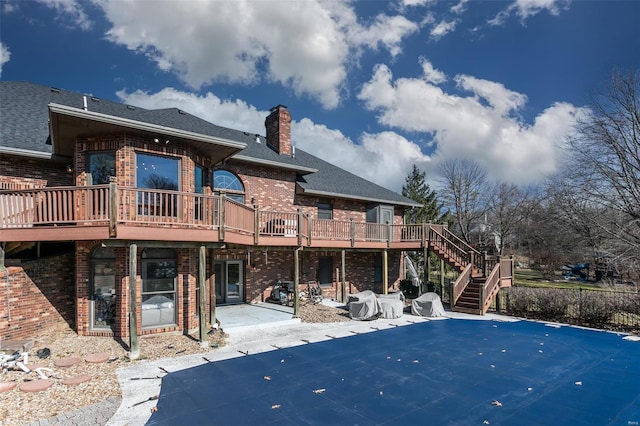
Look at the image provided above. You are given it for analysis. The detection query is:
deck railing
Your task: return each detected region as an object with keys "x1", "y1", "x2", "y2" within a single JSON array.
[{"x1": 0, "y1": 186, "x2": 469, "y2": 252}]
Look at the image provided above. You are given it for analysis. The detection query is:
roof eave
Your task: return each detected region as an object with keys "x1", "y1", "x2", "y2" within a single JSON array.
[
  {"x1": 296, "y1": 184, "x2": 421, "y2": 207},
  {"x1": 231, "y1": 154, "x2": 317, "y2": 174},
  {"x1": 47, "y1": 103, "x2": 247, "y2": 162}
]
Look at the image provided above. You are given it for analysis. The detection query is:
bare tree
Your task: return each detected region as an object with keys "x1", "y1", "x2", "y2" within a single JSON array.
[
  {"x1": 437, "y1": 159, "x2": 490, "y2": 244},
  {"x1": 562, "y1": 69, "x2": 640, "y2": 277},
  {"x1": 485, "y1": 183, "x2": 531, "y2": 255}
]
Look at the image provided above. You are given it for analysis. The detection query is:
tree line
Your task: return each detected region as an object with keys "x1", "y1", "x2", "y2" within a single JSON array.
[{"x1": 402, "y1": 69, "x2": 640, "y2": 283}]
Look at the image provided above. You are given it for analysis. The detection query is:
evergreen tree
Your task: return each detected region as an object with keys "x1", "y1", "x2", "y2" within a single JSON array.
[
  {"x1": 402, "y1": 164, "x2": 443, "y2": 224},
  {"x1": 401, "y1": 164, "x2": 446, "y2": 293}
]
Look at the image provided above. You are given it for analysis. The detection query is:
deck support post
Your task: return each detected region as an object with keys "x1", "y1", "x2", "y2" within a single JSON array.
[
  {"x1": 383, "y1": 249, "x2": 388, "y2": 294},
  {"x1": 0, "y1": 242, "x2": 5, "y2": 271},
  {"x1": 440, "y1": 258, "x2": 445, "y2": 299},
  {"x1": 128, "y1": 243, "x2": 139, "y2": 360},
  {"x1": 294, "y1": 248, "x2": 300, "y2": 316},
  {"x1": 210, "y1": 248, "x2": 216, "y2": 329},
  {"x1": 198, "y1": 245, "x2": 207, "y2": 345},
  {"x1": 341, "y1": 250, "x2": 346, "y2": 303},
  {"x1": 424, "y1": 246, "x2": 430, "y2": 295}
]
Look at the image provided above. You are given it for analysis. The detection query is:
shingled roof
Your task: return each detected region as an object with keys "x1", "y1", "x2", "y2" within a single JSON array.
[{"x1": 0, "y1": 81, "x2": 419, "y2": 207}]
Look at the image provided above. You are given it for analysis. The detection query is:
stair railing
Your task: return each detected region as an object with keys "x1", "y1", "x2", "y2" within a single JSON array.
[
  {"x1": 451, "y1": 263, "x2": 473, "y2": 306},
  {"x1": 481, "y1": 262, "x2": 502, "y2": 314}
]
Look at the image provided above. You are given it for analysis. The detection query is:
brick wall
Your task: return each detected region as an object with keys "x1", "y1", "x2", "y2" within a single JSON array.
[
  {"x1": 0, "y1": 154, "x2": 73, "y2": 188},
  {"x1": 0, "y1": 253, "x2": 75, "y2": 341},
  {"x1": 220, "y1": 248, "x2": 402, "y2": 304}
]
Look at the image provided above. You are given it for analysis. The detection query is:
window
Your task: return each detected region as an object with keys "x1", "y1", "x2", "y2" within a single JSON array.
[
  {"x1": 87, "y1": 152, "x2": 116, "y2": 185},
  {"x1": 317, "y1": 202, "x2": 333, "y2": 220},
  {"x1": 213, "y1": 170, "x2": 245, "y2": 203},
  {"x1": 318, "y1": 256, "x2": 333, "y2": 286},
  {"x1": 136, "y1": 153, "x2": 180, "y2": 216},
  {"x1": 90, "y1": 247, "x2": 116, "y2": 331},
  {"x1": 195, "y1": 165, "x2": 206, "y2": 220},
  {"x1": 374, "y1": 254, "x2": 382, "y2": 283},
  {"x1": 141, "y1": 248, "x2": 177, "y2": 328}
]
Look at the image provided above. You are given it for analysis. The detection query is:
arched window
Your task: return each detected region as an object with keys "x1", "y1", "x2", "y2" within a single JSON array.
[
  {"x1": 90, "y1": 247, "x2": 116, "y2": 331},
  {"x1": 213, "y1": 170, "x2": 245, "y2": 203}
]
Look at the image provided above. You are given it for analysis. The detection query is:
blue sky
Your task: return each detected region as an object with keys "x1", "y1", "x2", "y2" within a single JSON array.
[{"x1": 1, "y1": 0, "x2": 639, "y2": 193}]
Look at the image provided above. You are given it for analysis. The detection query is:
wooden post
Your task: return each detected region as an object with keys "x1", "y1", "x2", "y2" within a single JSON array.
[
  {"x1": 341, "y1": 250, "x2": 346, "y2": 303},
  {"x1": 128, "y1": 243, "x2": 139, "y2": 360},
  {"x1": 350, "y1": 218, "x2": 355, "y2": 247},
  {"x1": 383, "y1": 249, "x2": 388, "y2": 294},
  {"x1": 198, "y1": 245, "x2": 207, "y2": 345},
  {"x1": 440, "y1": 258, "x2": 445, "y2": 297},
  {"x1": 108, "y1": 177, "x2": 117, "y2": 238},
  {"x1": 218, "y1": 191, "x2": 226, "y2": 241},
  {"x1": 424, "y1": 246, "x2": 430, "y2": 295},
  {"x1": 0, "y1": 242, "x2": 5, "y2": 271},
  {"x1": 254, "y1": 205, "x2": 260, "y2": 245},
  {"x1": 297, "y1": 208, "x2": 303, "y2": 247},
  {"x1": 293, "y1": 248, "x2": 300, "y2": 316},
  {"x1": 210, "y1": 248, "x2": 216, "y2": 328}
]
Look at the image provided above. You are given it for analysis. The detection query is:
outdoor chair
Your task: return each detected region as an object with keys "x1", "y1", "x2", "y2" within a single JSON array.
[
  {"x1": 347, "y1": 290, "x2": 381, "y2": 321},
  {"x1": 411, "y1": 292, "x2": 446, "y2": 317},
  {"x1": 377, "y1": 292, "x2": 405, "y2": 319}
]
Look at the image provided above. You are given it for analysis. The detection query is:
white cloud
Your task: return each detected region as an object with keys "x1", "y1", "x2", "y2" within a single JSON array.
[
  {"x1": 0, "y1": 42, "x2": 10, "y2": 76},
  {"x1": 347, "y1": 14, "x2": 419, "y2": 57},
  {"x1": 116, "y1": 87, "x2": 430, "y2": 192},
  {"x1": 357, "y1": 62, "x2": 588, "y2": 185},
  {"x1": 116, "y1": 88, "x2": 266, "y2": 136},
  {"x1": 489, "y1": 0, "x2": 571, "y2": 26},
  {"x1": 38, "y1": 0, "x2": 92, "y2": 30},
  {"x1": 95, "y1": 0, "x2": 418, "y2": 109},
  {"x1": 401, "y1": 0, "x2": 435, "y2": 7},
  {"x1": 420, "y1": 57, "x2": 446, "y2": 84},
  {"x1": 430, "y1": 19, "x2": 458, "y2": 39},
  {"x1": 450, "y1": 0, "x2": 469, "y2": 15}
]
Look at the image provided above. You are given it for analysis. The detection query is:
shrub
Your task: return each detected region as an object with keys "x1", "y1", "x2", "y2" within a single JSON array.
[
  {"x1": 505, "y1": 287, "x2": 536, "y2": 317},
  {"x1": 578, "y1": 291, "x2": 616, "y2": 326},
  {"x1": 535, "y1": 289, "x2": 572, "y2": 321}
]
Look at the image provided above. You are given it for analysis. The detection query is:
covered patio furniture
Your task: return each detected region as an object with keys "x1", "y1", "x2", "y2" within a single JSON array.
[
  {"x1": 411, "y1": 292, "x2": 446, "y2": 317},
  {"x1": 377, "y1": 292, "x2": 406, "y2": 319},
  {"x1": 347, "y1": 290, "x2": 381, "y2": 321}
]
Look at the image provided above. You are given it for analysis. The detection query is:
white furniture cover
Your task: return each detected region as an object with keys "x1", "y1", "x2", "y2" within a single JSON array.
[
  {"x1": 411, "y1": 292, "x2": 446, "y2": 317},
  {"x1": 347, "y1": 290, "x2": 382, "y2": 321},
  {"x1": 377, "y1": 292, "x2": 405, "y2": 319}
]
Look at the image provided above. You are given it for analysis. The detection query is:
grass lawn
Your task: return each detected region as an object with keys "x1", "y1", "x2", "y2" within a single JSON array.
[{"x1": 514, "y1": 269, "x2": 603, "y2": 291}]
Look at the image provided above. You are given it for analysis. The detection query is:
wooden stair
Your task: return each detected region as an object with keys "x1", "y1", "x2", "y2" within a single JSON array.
[{"x1": 425, "y1": 225, "x2": 511, "y2": 315}]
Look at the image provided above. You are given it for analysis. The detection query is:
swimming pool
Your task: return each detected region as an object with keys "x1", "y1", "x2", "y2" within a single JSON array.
[{"x1": 147, "y1": 319, "x2": 640, "y2": 425}]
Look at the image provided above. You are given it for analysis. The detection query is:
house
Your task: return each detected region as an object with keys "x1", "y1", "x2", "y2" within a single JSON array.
[{"x1": 0, "y1": 81, "x2": 512, "y2": 348}]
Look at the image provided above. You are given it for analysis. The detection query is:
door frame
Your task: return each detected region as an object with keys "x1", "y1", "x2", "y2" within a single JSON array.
[{"x1": 214, "y1": 260, "x2": 245, "y2": 305}]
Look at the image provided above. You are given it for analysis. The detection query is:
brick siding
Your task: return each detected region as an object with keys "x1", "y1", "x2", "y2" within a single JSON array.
[{"x1": 0, "y1": 253, "x2": 75, "y2": 341}]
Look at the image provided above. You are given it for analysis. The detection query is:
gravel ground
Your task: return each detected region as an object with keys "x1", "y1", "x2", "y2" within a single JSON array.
[{"x1": 0, "y1": 302, "x2": 346, "y2": 425}]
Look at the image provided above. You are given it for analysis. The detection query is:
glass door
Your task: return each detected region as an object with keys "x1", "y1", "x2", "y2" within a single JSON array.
[
  {"x1": 213, "y1": 261, "x2": 244, "y2": 304},
  {"x1": 226, "y1": 261, "x2": 243, "y2": 303}
]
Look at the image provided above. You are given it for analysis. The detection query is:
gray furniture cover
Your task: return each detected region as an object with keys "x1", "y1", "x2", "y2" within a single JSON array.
[
  {"x1": 411, "y1": 292, "x2": 446, "y2": 317},
  {"x1": 347, "y1": 290, "x2": 382, "y2": 321},
  {"x1": 377, "y1": 292, "x2": 406, "y2": 319}
]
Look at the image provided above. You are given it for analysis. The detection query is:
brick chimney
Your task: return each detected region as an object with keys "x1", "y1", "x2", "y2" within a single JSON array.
[{"x1": 265, "y1": 105, "x2": 292, "y2": 155}]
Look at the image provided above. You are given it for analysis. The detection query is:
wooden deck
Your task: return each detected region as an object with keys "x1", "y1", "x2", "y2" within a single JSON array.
[{"x1": 0, "y1": 184, "x2": 436, "y2": 249}]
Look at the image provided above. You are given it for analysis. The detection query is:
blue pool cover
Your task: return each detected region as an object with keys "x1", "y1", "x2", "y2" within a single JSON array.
[{"x1": 147, "y1": 319, "x2": 640, "y2": 425}]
